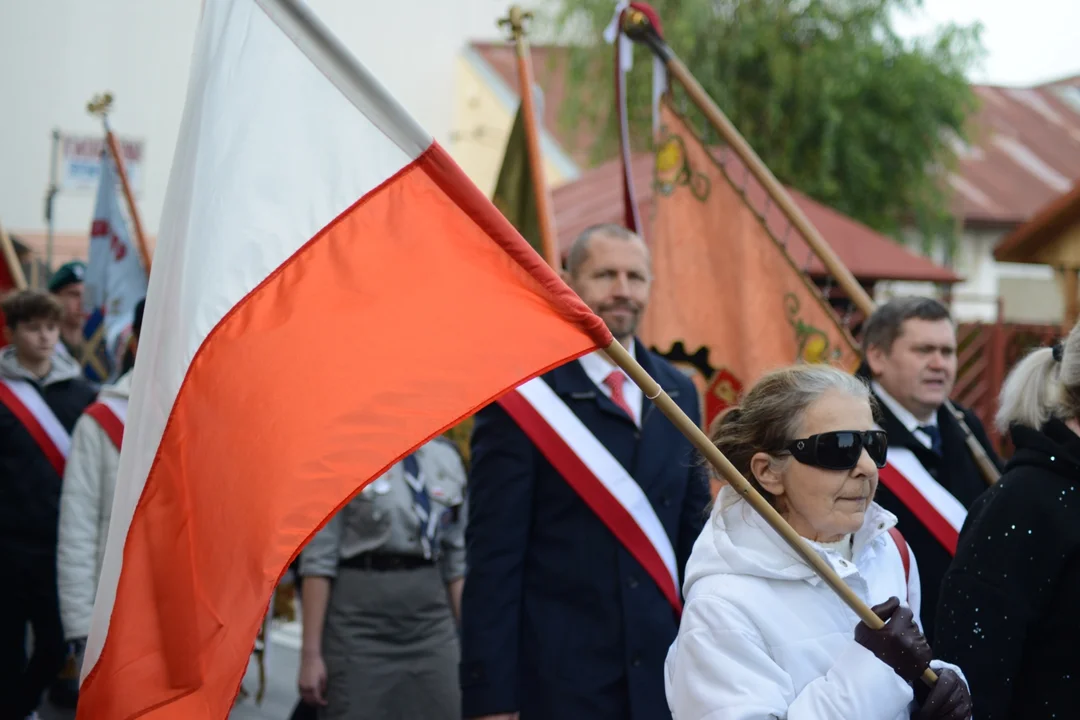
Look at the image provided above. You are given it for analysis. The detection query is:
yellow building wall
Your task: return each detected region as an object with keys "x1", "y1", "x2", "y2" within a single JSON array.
[{"x1": 447, "y1": 54, "x2": 575, "y2": 199}]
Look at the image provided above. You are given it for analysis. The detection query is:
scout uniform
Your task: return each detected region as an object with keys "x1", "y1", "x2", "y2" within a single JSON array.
[{"x1": 300, "y1": 438, "x2": 467, "y2": 720}]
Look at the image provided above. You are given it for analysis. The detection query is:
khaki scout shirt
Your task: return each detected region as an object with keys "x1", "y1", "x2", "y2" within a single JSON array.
[{"x1": 300, "y1": 439, "x2": 467, "y2": 583}]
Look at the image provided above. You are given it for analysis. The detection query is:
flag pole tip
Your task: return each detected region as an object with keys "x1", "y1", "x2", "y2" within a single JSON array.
[
  {"x1": 87, "y1": 92, "x2": 114, "y2": 117},
  {"x1": 621, "y1": 9, "x2": 671, "y2": 61},
  {"x1": 497, "y1": 5, "x2": 531, "y2": 39}
]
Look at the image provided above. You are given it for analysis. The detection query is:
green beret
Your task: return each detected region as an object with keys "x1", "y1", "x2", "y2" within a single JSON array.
[{"x1": 48, "y1": 260, "x2": 87, "y2": 292}]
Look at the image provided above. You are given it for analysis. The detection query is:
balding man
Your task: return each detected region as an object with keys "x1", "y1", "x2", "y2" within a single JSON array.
[{"x1": 460, "y1": 224, "x2": 711, "y2": 720}]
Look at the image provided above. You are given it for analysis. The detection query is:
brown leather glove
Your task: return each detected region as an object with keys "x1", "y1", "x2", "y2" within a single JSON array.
[
  {"x1": 854, "y1": 596, "x2": 932, "y2": 683},
  {"x1": 912, "y1": 669, "x2": 972, "y2": 720}
]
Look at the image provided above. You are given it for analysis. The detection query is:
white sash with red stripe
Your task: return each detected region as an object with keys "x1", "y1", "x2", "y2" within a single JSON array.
[
  {"x1": 87, "y1": 396, "x2": 127, "y2": 450},
  {"x1": 878, "y1": 443, "x2": 966, "y2": 555},
  {"x1": 98, "y1": 396, "x2": 128, "y2": 426},
  {"x1": 498, "y1": 377, "x2": 682, "y2": 613},
  {"x1": 0, "y1": 377, "x2": 71, "y2": 475}
]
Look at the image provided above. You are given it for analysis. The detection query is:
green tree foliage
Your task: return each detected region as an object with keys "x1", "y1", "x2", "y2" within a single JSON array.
[{"x1": 553, "y1": 0, "x2": 984, "y2": 242}]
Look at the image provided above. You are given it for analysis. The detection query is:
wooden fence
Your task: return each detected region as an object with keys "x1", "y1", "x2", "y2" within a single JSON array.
[{"x1": 954, "y1": 301, "x2": 1061, "y2": 455}]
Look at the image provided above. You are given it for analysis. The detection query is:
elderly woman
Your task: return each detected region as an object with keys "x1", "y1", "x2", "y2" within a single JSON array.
[
  {"x1": 665, "y1": 365, "x2": 970, "y2": 720},
  {"x1": 935, "y1": 325, "x2": 1080, "y2": 718}
]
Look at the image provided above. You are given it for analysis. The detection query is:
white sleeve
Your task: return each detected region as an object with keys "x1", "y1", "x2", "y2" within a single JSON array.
[
  {"x1": 665, "y1": 597, "x2": 914, "y2": 720},
  {"x1": 57, "y1": 416, "x2": 107, "y2": 641},
  {"x1": 905, "y1": 540, "x2": 925, "y2": 630}
]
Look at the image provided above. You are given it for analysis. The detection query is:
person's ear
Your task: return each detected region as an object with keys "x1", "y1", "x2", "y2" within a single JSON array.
[
  {"x1": 750, "y1": 452, "x2": 786, "y2": 498},
  {"x1": 2, "y1": 326, "x2": 11, "y2": 345},
  {"x1": 866, "y1": 344, "x2": 888, "y2": 377}
]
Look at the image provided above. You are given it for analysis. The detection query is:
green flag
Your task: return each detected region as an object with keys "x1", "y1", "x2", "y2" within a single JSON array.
[
  {"x1": 446, "y1": 101, "x2": 546, "y2": 462},
  {"x1": 492, "y1": 104, "x2": 542, "y2": 254}
]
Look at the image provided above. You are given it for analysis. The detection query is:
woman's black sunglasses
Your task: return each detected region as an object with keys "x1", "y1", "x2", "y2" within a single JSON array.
[{"x1": 784, "y1": 430, "x2": 888, "y2": 471}]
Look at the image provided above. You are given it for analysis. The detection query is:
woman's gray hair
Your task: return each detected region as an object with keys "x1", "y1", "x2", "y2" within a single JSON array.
[
  {"x1": 709, "y1": 364, "x2": 872, "y2": 508},
  {"x1": 995, "y1": 322, "x2": 1080, "y2": 432}
]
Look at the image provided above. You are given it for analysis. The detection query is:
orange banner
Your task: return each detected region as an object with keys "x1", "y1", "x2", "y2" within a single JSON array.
[{"x1": 641, "y1": 103, "x2": 859, "y2": 432}]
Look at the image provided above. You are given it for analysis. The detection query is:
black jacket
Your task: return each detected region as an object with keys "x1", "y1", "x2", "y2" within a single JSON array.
[
  {"x1": 460, "y1": 342, "x2": 711, "y2": 720},
  {"x1": 935, "y1": 419, "x2": 1080, "y2": 719},
  {"x1": 0, "y1": 348, "x2": 97, "y2": 553},
  {"x1": 859, "y1": 368, "x2": 1002, "y2": 644}
]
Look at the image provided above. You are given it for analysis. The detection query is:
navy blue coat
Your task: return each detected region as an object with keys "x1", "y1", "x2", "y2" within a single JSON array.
[
  {"x1": 460, "y1": 342, "x2": 711, "y2": 720},
  {"x1": 866, "y1": 388, "x2": 1000, "y2": 645}
]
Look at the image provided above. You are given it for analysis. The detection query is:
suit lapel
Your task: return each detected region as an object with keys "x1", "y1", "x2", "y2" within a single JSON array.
[
  {"x1": 547, "y1": 342, "x2": 686, "y2": 495},
  {"x1": 635, "y1": 340, "x2": 681, "y2": 431},
  {"x1": 634, "y1": 343, "x2": 686, "y2": 494},
  {"x1": 550, "y1": 357, "x2": 637, "y2": 427},
  {"x1": 934, "y1": 405, "x2": 987, "y2": 504},
  {"x1": 872, "y1": 391, "x2": 942, "y2": 478}
]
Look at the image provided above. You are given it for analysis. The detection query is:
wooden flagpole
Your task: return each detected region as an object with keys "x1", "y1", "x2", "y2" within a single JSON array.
[
  {"x1": 602, "y1": 340, "x2": 939, "y2": 686},
  {"x1": 87, "y1": 93, "x2": 153, "y2": 275},
  {"x1": 622, "y1": 10, "x2": 999, "y2": 489},
  {"x1": 256, "y1": 0, "x2": 937, "y2": 687},
  {"x1": 499, "y1": 6, "x2": 562, "y2": 270},
  {"x1": 592, "y1": 12, "x2": 949, "y2": 686},
  {"x1": 0, "y1": 220, "x2": 28, "y2": 291}
]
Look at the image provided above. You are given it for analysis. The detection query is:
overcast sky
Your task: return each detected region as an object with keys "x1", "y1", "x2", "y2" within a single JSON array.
[{"x1": 892, "y1": 0, "x2": 1079, "y2": 86}]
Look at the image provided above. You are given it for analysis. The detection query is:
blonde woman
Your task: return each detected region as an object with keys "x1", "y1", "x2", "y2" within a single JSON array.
[
  {"x1": 665, "y1": 365, "x2": 970, "y2": 720},
  {"x1": 936, "y1": 326, "x2": 1080, "y2": 719}
]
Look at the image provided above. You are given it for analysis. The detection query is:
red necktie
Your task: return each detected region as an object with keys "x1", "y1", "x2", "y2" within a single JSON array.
[{"x1": 603, "y1": 370, "x2": 635, "y2": 419}]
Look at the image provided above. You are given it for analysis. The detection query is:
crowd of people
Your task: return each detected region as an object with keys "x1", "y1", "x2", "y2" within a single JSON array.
[
  {"x1": 2, "y1": 224, "x2": 1079, "y2": 719},
  {"x1": 1, "y1": 261, "x2": 143, "y2": 720}
]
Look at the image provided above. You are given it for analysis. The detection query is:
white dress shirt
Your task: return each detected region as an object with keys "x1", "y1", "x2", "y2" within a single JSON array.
[
  {"x1": 871, "y1": 381, "x2": 937, "y2": 452},
  {"x1": 578, "y1": 343, "x2": 642, "y2": 426}
]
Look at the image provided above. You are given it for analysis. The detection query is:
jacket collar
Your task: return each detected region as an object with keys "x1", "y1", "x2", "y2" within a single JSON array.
[
  {"x1": 870, "y1": 384, "x2": 950, "y2": 466},
  {"x1": 100, "y1": 370, "x2": 134, "y2": 400},
  {"x1": 1008, "y1": 419, "x2": 1080, "y2": 477},
  {"x1": 0, "y1": 345, "x2": 82, "y2": 387},
  {"x1": 548, "y1": 338, "x2": 680, "y2": 425},
  {"x1": 706, "y1": 485, "x2": 898, "y2": 587}
]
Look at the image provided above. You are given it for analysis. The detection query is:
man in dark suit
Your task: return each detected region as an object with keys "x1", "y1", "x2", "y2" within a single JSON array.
[
  {"x1": 459, "y1": 224, "x2": 711, "y2": 720},
  {"x1": 859, "y1": 296, "x2": 1001, "y2": 645}
]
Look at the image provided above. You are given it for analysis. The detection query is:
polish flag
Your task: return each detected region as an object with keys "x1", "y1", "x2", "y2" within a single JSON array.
[{"x1": 76, "y1": 0, "x2": 610, "y2": 716}]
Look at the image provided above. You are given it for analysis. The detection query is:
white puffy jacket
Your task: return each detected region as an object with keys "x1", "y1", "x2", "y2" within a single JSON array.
[
  {"x1": 665, "y1": 486, "x2": 966, "y2": 720},
  {"x1": 57, "y1": 371, "x2": 131, "y2": 641}
]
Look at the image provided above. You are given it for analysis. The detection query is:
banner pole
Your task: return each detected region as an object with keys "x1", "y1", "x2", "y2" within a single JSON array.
[
  {"x1": 498, "y1": 6, "x2": 561, "y2": 270},
  {"x1": 622, "y1": 9, "x2": 999, "y2": 486},
  {"x1": 88, "y1": 93, "x2": 153, "y2": 274},
  {"x1": 603, "y1": 338, "x2": 938, "y2": 685}
]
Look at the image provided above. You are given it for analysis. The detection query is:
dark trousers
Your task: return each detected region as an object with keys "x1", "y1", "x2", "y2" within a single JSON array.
[
  {"x1": 0, "y1": 548, "x2": 66, "y2": 719},
  {"x1": 289, "y1": 700, "x2": 318, "y2": 720}
]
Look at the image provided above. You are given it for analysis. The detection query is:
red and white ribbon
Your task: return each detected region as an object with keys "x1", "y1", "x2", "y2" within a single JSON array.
[
  {"x1": 0, "y1": 377, "x2": 72, "y2": 475},
  {"x1": 498, "y1": 376, "x2": 682, "y2": 612},
  {"x1": 878, "y1": 444, "x2": 966, "y2": 555}
]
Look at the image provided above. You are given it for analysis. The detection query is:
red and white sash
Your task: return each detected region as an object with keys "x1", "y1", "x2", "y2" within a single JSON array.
[
  {"x1": 85, "y1": 396, "x2": 127, "y2": 451},
  {"x1": 498, "y1": 377, "x2": 682, "y2": 613},
  {"x1": 0, "y1": 377, "x2": 72, "y2": 476},
  {"x1": 878, "y1": 443, "x2": 967, "y2": 555}
]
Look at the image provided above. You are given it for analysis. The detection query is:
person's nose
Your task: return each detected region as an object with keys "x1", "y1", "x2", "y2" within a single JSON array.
[
  {"x1": 853, "y1": 447, "x2": 877, "y2": 478},
  {"x1": 611, "y1": 272, "x2": 631, "y2": 298},
  {"x1": 927, "y1": 350, "x2": 948, "y2": 371}
]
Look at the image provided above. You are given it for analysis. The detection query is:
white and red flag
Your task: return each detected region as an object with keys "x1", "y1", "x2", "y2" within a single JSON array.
[{"x1": 76, "y1": 1, "x2": 610, "y2": 716}]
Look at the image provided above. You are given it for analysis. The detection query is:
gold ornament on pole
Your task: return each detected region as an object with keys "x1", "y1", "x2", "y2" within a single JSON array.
[{"x1": 87, "y1": 92, "x2": 153, "y2": 274}]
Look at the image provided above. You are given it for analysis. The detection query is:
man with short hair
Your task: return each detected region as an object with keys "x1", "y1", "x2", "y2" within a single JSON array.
[
  {"x1": 47, "y1": 261, "x2": 87, "y2": 361},
  {"x1": 460, "y1": 224, "x2": 711, "y2": 720},
  {"x1": 859, "y1": 296, "x2": 1001, "y2": 644},
  {"x1": 0, "y1": 289, "x2": 97, "y2": 719}
]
